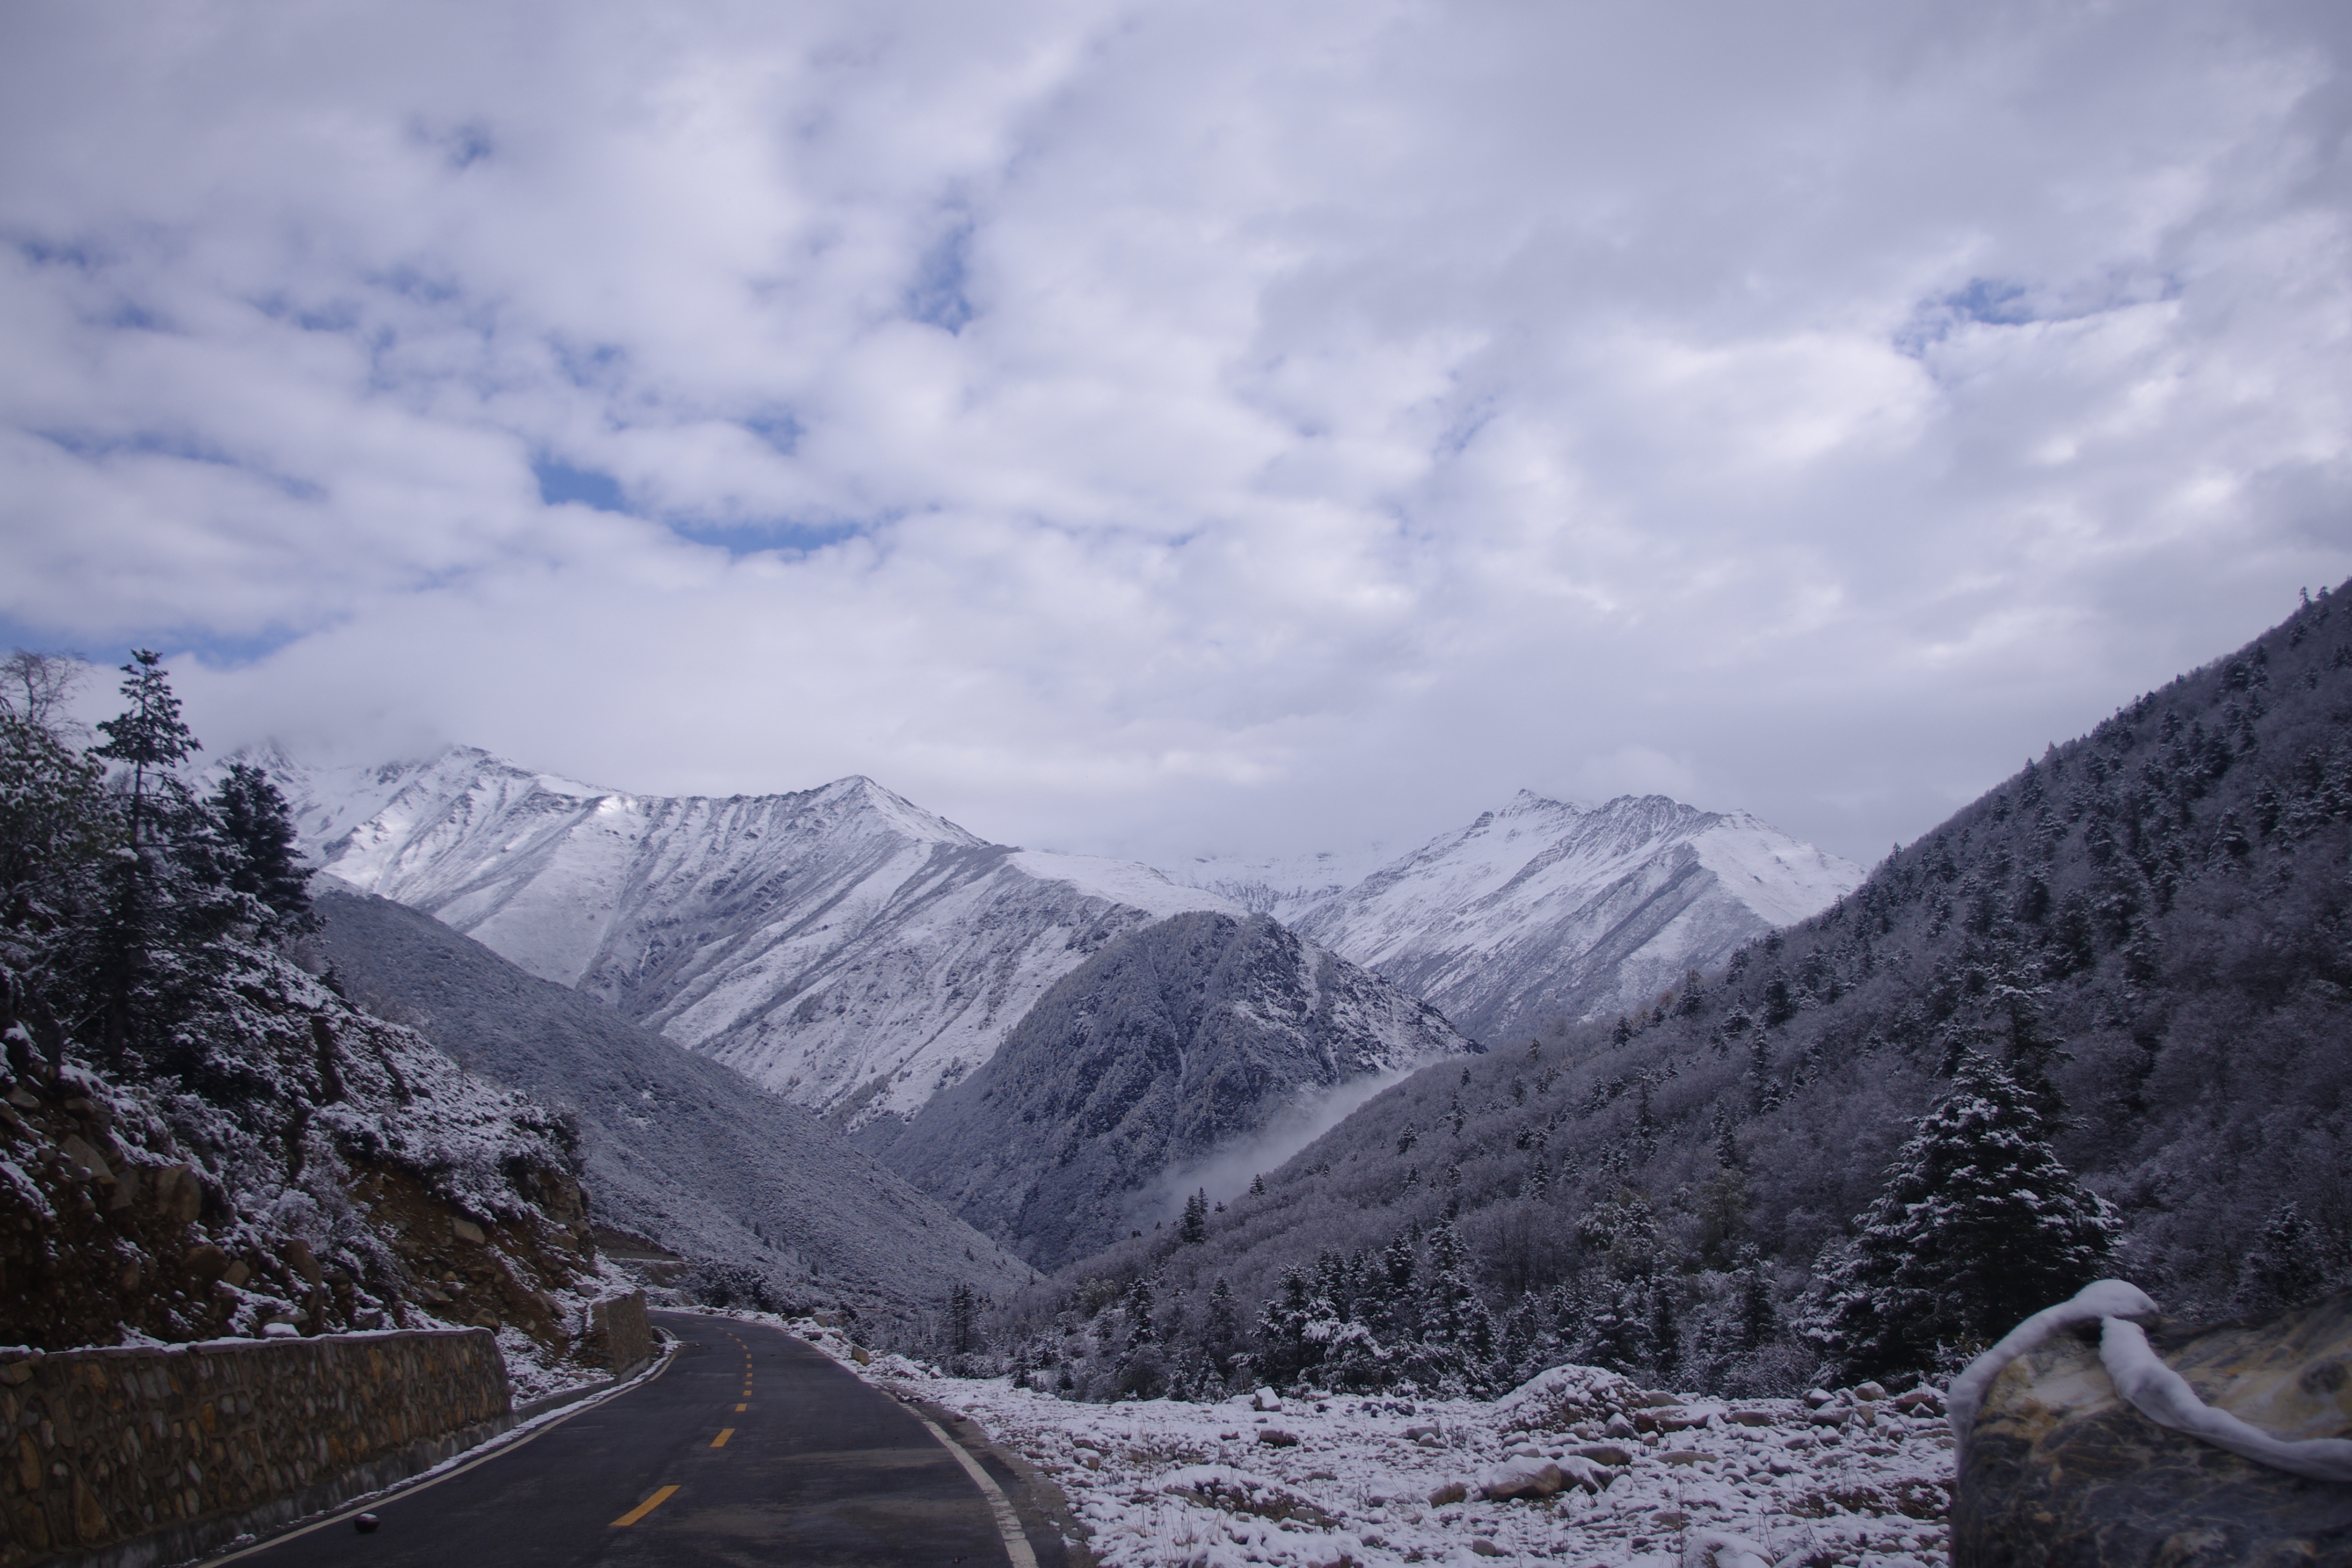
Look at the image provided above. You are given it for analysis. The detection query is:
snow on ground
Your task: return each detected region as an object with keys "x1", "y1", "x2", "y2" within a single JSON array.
[{"x1": 749, "y1": 1315, "x2": 1955, "y2": 1568}]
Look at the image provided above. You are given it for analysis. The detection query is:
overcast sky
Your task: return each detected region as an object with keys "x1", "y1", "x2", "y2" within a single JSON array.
[{"x1": 5, "y1": 1, "x2": 2349, "y2": 869}]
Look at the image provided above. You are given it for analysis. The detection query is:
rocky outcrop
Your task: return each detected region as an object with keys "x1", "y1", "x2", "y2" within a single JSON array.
[
  {"x1": 0, "y1": 1328, "x2": 509, "y2": 1568},
  {"x1": 1955, "y1": 1290, "x2": 2352, "y2": 1567},
  {"x1": 0, "y1": 947, "x2": 615, "y2": 1385}
]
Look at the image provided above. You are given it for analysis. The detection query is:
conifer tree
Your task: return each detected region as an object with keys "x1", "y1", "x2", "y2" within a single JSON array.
[
  {"x1": 1811, "y1": 1052, "x2": 2118, "y2": 1380},
  {"x1": 209, "y1": 762, "x2": 314, "y2": 934},
  {"x1": 1178, "y1": 1187, "x2": 1208, "y2": 1244}
]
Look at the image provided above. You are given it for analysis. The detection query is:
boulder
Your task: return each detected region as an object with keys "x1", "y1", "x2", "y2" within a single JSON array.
[
  {"x1": 1477, "y1": 1457, "x2": 1564, "y2": 1500},
  {"x1": 1955, "y1": 1289, "x2": 2352, "y2": 1567}
]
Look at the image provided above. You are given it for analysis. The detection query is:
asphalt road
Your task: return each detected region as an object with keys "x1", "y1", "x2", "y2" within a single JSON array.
[{"x1": 226, "y1": 1310, "x2": 1053, "y2": 1568}]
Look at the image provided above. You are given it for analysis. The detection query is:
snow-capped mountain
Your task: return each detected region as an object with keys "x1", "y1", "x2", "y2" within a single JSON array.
[
  {"x1": 265, "y1": 746, "x2": 1242, "y2": 1126},
  {"x1": 1160, "y1": 844, "x2": 1401, "y2": 924},
  {"x1": 864, "y1": 911, "x2": 1475, "y2": 1269},
  {"x1": 1288, "y1": 792, "x2": 1864, "y2": 1043}
]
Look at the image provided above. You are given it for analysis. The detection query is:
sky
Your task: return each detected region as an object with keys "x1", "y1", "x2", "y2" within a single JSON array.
[{"x1": 4, "y1": 0, "x2": 2350, "y2": 871}]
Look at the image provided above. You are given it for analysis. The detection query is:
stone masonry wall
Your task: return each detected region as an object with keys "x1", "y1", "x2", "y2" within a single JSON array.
[{"x1": 0, "y1": 1328, "x2": 511, "y2": 1568}]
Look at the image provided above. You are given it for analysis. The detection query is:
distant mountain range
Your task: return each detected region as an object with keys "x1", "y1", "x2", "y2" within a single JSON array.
[
  {"x1": 266, "y1": 748, "x2": 1241, "y2": 1127},
  {"x1": 257, "y1": 746, "x2": 1856, "y2": 1268},
  {"x1": 1168, "y1": 792, "x2": 1863, "y2": 1042}
]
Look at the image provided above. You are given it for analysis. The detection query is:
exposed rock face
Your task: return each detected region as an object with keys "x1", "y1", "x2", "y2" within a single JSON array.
[
  {"x1": 1291, "y1": 791, "x2": 1861, "y2": 1043},
  {"x1": 1955, "y1": 1290, "x2": 2352, "y2": 1567},
  {"x1": 267, "y1": 746, "x2": 1237, "y2": 1125},
  {"x1": 861, "y1": 911, "x2": 1477, "y2": 1270},
  {"x1": 0, "y1": 945, "x2": 606, "y2": 1369},
  {"x1": 309, "y1": 886, "x2": 1037, "y2": 1327}
]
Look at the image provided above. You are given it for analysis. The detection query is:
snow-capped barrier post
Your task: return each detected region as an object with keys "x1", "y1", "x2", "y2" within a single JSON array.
[
  {"x1": 1952, "y1": 1283, "x2": 2352, "y2": 1566},
  {"x1": 0, "y1": 1327, "x2": 512, "y2": 1568}
]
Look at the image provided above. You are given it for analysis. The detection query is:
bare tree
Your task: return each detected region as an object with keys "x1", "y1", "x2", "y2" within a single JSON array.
[{"x1": 0, "y1": 649, "x2": 89, "y2": 736}]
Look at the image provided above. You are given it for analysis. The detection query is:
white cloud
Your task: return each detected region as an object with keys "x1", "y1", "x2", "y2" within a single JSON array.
[{"x1": 4, "y1": 0, "x2": 2350, "y2": 869}]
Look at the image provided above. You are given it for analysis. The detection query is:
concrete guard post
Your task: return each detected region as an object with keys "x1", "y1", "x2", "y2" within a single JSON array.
[
  {"x1": 0, "y1": 1328, "x2": 512, "y2": 1568},
  {"x1": 586, "y1": 1293, "x2": 652, "y2": 1382}
]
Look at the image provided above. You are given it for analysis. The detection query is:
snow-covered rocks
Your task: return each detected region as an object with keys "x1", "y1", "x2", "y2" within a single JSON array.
[{"x1": 819, "y1": 1348, "x2": 1958, "y2": 1568}]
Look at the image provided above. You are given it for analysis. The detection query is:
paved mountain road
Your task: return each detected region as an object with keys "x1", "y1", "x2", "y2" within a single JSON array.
[{"x1": 225, "y1": 1311, "x2": 1059, "y2": 1568}]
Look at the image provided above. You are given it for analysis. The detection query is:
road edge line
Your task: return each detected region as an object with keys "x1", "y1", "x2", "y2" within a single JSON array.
[
  {"x1": 197, "y1": 1332, "x2": 685, "y2": 1563},
  {"x1": 914, "y1": 1413, "x2": 1040, "y2": 1568}
]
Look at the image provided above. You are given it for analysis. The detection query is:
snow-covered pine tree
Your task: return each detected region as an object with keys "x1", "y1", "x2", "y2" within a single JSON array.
[
  {"x1": 1407, "y1": 1221, "x2": 1495, "y2": 1394},
  {"x1": 209, "y1": 762, "x2": 315, "y2": 936},
  {"x1": 1811, "y1": 1051, "x2": 2118, "y2": 1380}
]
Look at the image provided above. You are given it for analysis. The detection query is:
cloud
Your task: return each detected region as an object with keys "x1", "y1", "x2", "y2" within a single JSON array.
[{"x1": 4, "y1": 0, "x2": 2350, "y2": 869}]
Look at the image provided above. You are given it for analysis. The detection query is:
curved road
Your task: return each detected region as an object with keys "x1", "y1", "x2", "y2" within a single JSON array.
[{"x1": 227, "y1": 1310, "x2": 1062, "y2": 1568}]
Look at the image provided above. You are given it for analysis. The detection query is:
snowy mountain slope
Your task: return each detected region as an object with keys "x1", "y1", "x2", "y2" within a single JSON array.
[
  {"x1": 1292, "y1": 792, "x2": 1863, "y2": 1042},
  {"x1": 264, "y1": 747, "x2": 1246, "y2": 1125},
  {"x1": 1159, "y1": 844, "x2": 1400, "y2": 924},
  {"x1": 862, "y1": 911, "x2": 1477, "y2": 1270},
  {"x1": 310, "y1": 886, "x2": 1036, "y2": 1327}
]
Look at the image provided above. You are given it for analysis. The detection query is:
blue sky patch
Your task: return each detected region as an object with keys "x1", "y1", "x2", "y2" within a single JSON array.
[
  {"x1": 906, "y1": 222, "x2": 976, "y2": 333},
  {"x1": 534, "y1": 458, "x2": 629, "y2": 512}
]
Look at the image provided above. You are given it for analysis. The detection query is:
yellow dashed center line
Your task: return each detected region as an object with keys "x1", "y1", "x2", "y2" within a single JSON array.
[
  {"x1": 735, "y1": 1403, "x2": 748, "y2": 1412},
  {"x1": 712, "y1": 1428, "x2": 735, "y2": 1448},
  {"x1": 611, "y1": 1485, "x2": 679, "y2": 1527}
]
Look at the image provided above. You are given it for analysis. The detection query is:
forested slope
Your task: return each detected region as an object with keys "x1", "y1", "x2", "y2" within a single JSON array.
[{"x1": 988, "y1": 587, "x2": 2352, "y2": 1400}]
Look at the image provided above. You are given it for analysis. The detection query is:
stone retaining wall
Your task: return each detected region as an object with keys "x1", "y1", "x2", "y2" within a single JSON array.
[{"x1": 1, "y1": 1328, "x2": 511, "y2": 1568}]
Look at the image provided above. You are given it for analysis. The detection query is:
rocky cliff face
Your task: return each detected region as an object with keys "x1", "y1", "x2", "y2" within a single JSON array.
[
  {"x1": 1291, "y1": 791, "x2": 1863, "y2": 1042},
  {"x1": 268, "y1": 747, "x2": 1238, "y2": 1127},
  {"x1": 309, "y1": 886, "x2": 1038, "y2": 1328},
  {"x1": 860, "y1": 911, "x2": 1477, "y2": 1271}
]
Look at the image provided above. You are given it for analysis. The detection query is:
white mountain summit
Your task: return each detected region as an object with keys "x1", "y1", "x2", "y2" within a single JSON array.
[
  {"x1": 1172, "y1": 791, "x2": 1864, "y2": 1044},
  {"x1": 268, "y1": 746, "x2": 1249, "y2": 1126}
]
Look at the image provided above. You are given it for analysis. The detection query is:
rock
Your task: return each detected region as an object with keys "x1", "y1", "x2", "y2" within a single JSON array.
[
  {"x1": 1803, "y1": 1388, "x2": 1834, "y2": 1408},
  {"x1": 1894, "y1": 1389, "x2": 1943, "y2": 1414},
  {"x1": 285, "y1": 1240, "x2": 323, "y2": 1287},
  {"x1": 1470, "y1": 1538, "x2": 1505, "y2": 1557},
  {"x1": 1570, "y1": 1443, "x2": 1633, "y2": 1467},
  {"x1": 1604, "y1": 1413, "x2": 1636, "y2": 1439},
  {"x1": 183, "y1": 1244, "x2": 229, "y2": 1282},
  {"x1": 1855, "y1": 1381, "x2": 1888, "y2": 1401},
  {"x1": 1427, "y1": 1481, "x2": 1468, "y2": 1506},
  {"x1": 56, "y1": 1134, "x2": 114, "y2": 1184},
  {"x1": 1257, "y1": 1428, "x2": 1300, "y2": 1448},
  {"x1": 1659, "y1": 1450, "x2": 1708, "y2": 1466},
  {"x1": 1725, "y1": 1408, "x2": 1776, "y2": 1427},
  {"x1": 1556, "y1": 1454, "x2": 1609, "y2": 1493},
  {"x1": 451, "y1": 1217, "x2": 486, "y2": 1245},
  {"x1": 1955, "y1": 1288, "x2": 2352, "y2": 1567},
  {"x1": 1477, "y1": 1458, "x2": 1564, "y2": 1500}
]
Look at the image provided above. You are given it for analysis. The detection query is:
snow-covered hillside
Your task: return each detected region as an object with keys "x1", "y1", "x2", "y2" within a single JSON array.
[
  {"x1": 266, "y1": 746, "x2": 1239, "y2": 1125},
  {"x1": 1290, "y1": 792, "x2": 1863, "y2": 1043},
  {"x1": 1161, "y1": 845, "x2": 1401, "y2": 924}
]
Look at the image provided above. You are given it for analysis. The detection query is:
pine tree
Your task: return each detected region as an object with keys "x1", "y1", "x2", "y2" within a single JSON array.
[
  {"x1": 1202, "y1": 1278, "x2": 1242, "y2": 1386},
  {"x1": 88, "y1": 652, "x2": 218, "y2": 1063},
  {"x1": 209, "y1": 762, "x2": 314, "y2": 935},
  {"x1": 1178, "y1": 1188, "x2": 1208, "y2": 1244},
  {"x1": 93, "y1": 651, "x2": 198, "y2": 853},
  {"x1": 1812, "y1": 1052, "x2": 2118, "y2": 1380}
]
